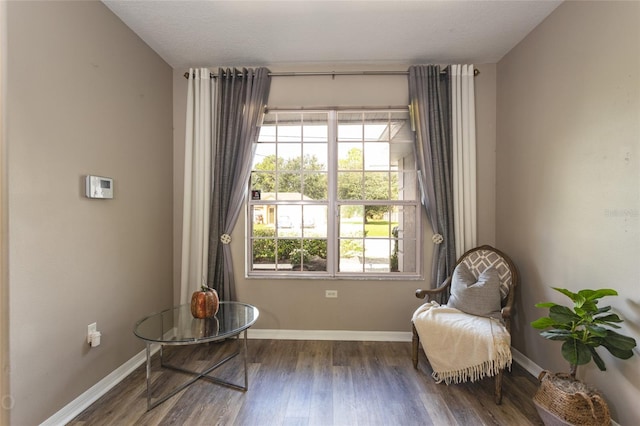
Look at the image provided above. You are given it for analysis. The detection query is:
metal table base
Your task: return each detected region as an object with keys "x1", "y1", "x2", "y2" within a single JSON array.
[{"x1": 144, "y1": 330, "x2": 249, "y2": 411}]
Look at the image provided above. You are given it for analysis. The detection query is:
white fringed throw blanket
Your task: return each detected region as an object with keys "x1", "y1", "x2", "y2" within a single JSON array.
[{"x1": 412, "y1": 301, "x2": 512, "y2": 385}]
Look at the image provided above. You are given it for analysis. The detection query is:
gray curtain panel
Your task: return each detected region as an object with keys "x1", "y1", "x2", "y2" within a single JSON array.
[
  {"x1": 208, "y1": 67, "x2": 271, "y2": 301},
  {"x1": 408, "y1": 65, "x2": 456, "y2": 297}
]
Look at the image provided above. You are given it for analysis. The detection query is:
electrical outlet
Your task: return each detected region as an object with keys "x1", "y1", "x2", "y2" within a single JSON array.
[
  {"x1": 88, "y1": 322, "x2": 97, "y2": 344},
  {"x1": 325, "y1": 290, "x2": 338, "y2": 298}
]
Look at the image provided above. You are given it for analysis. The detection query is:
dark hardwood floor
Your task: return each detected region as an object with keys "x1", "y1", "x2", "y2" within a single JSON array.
[{"x1": 68, "y1": 339, "x2": 543, "y2": 425}]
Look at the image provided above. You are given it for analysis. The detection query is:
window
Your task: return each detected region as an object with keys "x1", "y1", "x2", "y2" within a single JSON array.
[{"x1": 248, "y1": 109, "x2": 421, "y2": 278}]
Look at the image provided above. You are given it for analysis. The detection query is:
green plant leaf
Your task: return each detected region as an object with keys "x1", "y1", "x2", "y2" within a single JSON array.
[
  {"x1": 562, "y1": 339, "x2": 592, "y2": 366},
  {"x1": 541, "y1": 330, "x2": 574, "y2": 340},
  {"x1": 553, "y1": 287, "x2": 579, "y2": 302},
  {"x1": 594, "y1": 306, "x2": 612, "y2": 315},
  {"x1": 601, "y1": 342, "x2": 634, "y2": 360},
  {"x1": 531, "y1": 317, "x2": 556, "y2": 329},
  {"x1": 600, "y1": 322, "x2": 621, "y2": 329},
  {"x1": 576, "y1": 295, "x2": 587, "y2": 308},
  {"x1": 577, "y1": 289, "x2": 596, "y2": 300},
  {"x1": 585, "y1": 335, "x2": 604, "y2": 348},
  {"x1": 574, "y1": 306, "x2": 587, "y2": 317},
  {"x1": 535, "y1": 302, "x2": 557, "y2": 308},
  {"x1": 580, "y1": 288, "x2": 618, "y2": 301},
  {"x1": 549, "y1": 305, "x2": 580, "y2": 324},
  {"x1": 603, "y1": 330, "x2": 638, "y2": 351},
  {"x1": 599, "y1": 330, "x2": 636, "y2": 360},
  {"x1": 594, "y1": 313, "x2": 623, "y2": 324},
  {"x1": 585, "y1": 325, "x2": 608, "y2": 337},
  {"x1": 589, "y1": 347, "x2": 607, "y2": 371},
  {"x1": 581, "y1": 300, "x2": 599, "y2": 313}
]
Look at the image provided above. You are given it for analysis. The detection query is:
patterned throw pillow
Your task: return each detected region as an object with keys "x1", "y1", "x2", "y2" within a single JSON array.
[
  {"x1": 461, "y1": 250, "x2": 511, "y2": 301},
  {"x1": 447, "y1": 262, "x2": 502, "y2": 319}
]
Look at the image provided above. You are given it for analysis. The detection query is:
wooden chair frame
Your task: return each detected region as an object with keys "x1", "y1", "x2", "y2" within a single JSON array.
[{"x1": 412, "y1": 245, "x2": 519, "y2": 404}]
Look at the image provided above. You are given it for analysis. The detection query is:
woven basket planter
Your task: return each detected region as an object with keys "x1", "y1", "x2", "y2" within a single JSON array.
[{"x1": 533, "y1": 371, "x2": 610, "y2": 426}]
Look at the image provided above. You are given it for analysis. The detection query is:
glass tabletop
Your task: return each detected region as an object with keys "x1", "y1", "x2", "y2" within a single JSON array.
[{"x1": 134, "y1": 301, "x2": 259, "y2": 344}]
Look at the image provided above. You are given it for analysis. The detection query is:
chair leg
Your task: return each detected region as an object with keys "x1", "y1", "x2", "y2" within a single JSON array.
[
  {"x1": 412, "y1": 323, "x2": 419, "y2": 369},
  {"x1": 494, "y1": 369, "x2": 503, "y2": 404}
]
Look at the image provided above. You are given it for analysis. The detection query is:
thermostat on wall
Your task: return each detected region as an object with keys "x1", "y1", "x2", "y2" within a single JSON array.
[{"x1": 85, "y1": 175, "x2": 113, "y2": 199}]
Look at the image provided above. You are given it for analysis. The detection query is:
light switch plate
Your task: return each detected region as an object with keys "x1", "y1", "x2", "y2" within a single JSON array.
[{"x1": 87, "y1": 322, "x2": 97, "y2": 343}]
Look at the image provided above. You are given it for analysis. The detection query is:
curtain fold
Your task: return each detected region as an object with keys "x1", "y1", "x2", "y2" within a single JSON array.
[
  {"x1": 180, "y1": 68, "x2": 213, "y2": 304},
  {"x1": 208, "y1": 67, "x2": 271, "y2": 301},
  {"x1": 408, "y1": 65, "x2": 456, "y2": 293},
  {"x1": 451, "y1": 64, "x2": 477, "y2": 258}
]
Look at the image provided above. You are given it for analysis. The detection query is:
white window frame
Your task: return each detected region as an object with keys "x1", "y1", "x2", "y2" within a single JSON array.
[{"x1": 247, "y1": 109, "x2": 422, "y2": 280}]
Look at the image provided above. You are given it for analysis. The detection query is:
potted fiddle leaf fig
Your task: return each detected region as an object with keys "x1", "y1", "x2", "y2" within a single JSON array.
[
  {"x1": 531, "y1": 287, "x2": 636, "y2": 377},
  {"x1": 530, "y1": 287, "x2": 637, "y2": 426}
]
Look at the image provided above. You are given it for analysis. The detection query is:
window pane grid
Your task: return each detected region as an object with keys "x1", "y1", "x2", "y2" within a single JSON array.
[{"x1": 250, "y1": 109, "x2": 419, "y2": 278}]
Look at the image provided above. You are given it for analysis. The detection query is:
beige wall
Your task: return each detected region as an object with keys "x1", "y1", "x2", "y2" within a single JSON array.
[
  {"x1": 173, "y1": 63, "x2": 497, "y2": 332},
  {"x1": 497, "y1": 1, "x2": 640, "y2": 424},
  {"x1": 5, "y1": 2, "x2": 173, "y2": 424},
  {"x1": 475, "y1": 65, "x2": 497, "y2": 246}
]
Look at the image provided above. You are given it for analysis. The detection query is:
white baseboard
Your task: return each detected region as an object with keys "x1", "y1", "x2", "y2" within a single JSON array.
[
  {"x1": 40, "y1": 343, "x2": 161, "y2": 426},
  {"x1": 511, "y1": 346, "x2": 543, "y2": 379},
  {"x1": 247, "y1": 328, "x2": 413, "y2": 342}
]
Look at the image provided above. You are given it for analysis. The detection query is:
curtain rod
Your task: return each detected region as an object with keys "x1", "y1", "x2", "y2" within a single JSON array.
[
  {"x1": 265, "y1": 105, "x2": 410, "y2": 112},
  {"x1": 183, "y1": 68, "x2": 479, "y2": 79}
]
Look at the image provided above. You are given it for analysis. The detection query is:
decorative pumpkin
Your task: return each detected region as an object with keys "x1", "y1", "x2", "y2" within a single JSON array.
[{"x1": 190, "y1": 286, "x2": 219, "y2": 319}]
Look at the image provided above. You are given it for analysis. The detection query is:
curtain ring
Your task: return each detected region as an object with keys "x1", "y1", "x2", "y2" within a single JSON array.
[
  {"x1": 220, "y1": 234, "x2": 232, "y2": 245},
  {"x1": 432, "y1": 234, "x2": 444, "y2": 244}
]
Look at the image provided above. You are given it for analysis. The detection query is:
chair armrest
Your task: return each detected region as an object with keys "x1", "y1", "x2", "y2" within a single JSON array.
[
  {"x1": 501, "y1": 306, "x2": 513, "y2": 319},
  {"x1": 501, "y1": 284, "x2": 516, "y2": 319},
  {"x1": 415, "y1": 277, "x2": 452, "y2": 301},
  {"x1": 501, "y1": 290, "x2": 516, "y2": 333}
]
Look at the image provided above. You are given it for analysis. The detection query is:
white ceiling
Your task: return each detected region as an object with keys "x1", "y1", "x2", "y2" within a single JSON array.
[{"x1": 102, "y1": 0, "x2": 562, "y2": 69}]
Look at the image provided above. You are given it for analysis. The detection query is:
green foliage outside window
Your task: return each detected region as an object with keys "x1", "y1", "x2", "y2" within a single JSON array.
[
  {"x1": 252, "y1": 148, "x2": 398, "y2": 221},
  {"x1": 252, "y1": 227, "x2": 327, "y2": 265},
  {"x1": 252, "y1": 228, "x2": 276, "y2": 262},
  {"x1": 252, "y1": 154, "x2": 327, "y2": 200},
  {"x1": 337, "y1": 148, "x2": 398, "y2": 221}
]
